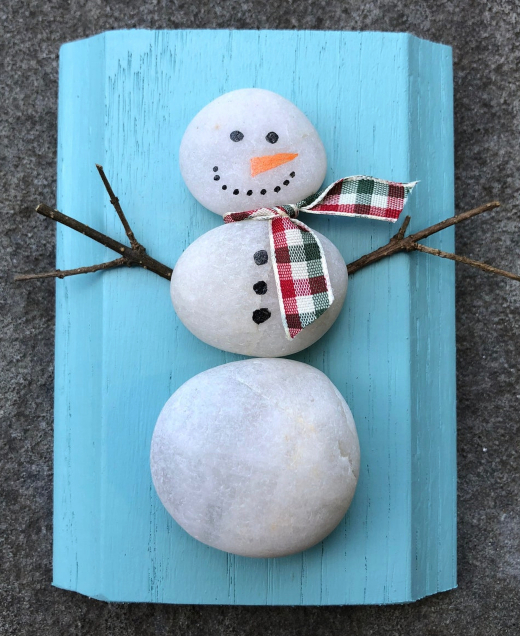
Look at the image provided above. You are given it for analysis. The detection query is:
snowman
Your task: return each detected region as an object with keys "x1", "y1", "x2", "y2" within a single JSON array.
[{"x1": 151, "y1": 89, "x2": 415, "y2": 558}]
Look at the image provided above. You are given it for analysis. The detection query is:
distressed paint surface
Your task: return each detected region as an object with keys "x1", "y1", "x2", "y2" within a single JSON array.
[{"x1": 53, "y1": 30, "x2": 456, "y2": 605}]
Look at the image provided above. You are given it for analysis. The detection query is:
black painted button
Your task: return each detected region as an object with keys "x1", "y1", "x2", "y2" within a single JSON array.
[
  {"x1": 233, "y1": 189, "x2": 239, "y2": 195},
  {"x1": 213, "y1": 166, "x2": 218, "y2": 172},
  {"x1": 214, "y1": 175, "x2": 220, "y2": 181},
  {"x1": 260, "y1": 189, "x2": 267, "y2": 195},
  {"x1": 252, "y1": 308, "x2": 271, "y2": 324},
  {"x1": 247, "y1": 190, "x2": 253, "y2": 196},
  {"x1": 253, "y1": 281, "x2": 267, "y2": 295},
  {"x1": 274, "y1": 186, "x2": 281, "y2": 192},
  {"x1": 254, "y1": 250, "x2": 268, "y2": 265}
]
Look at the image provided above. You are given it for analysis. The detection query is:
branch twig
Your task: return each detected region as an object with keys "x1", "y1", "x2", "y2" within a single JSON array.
[
  {"x1": 413, "y1": 243, "x2": 520, "y2": 282},
  {"x1": 347, "y1": 201, "x2": 501, "y2": 275},
  {"x1": 28, "y1": 203, "x2": 173, "y2": 281},
  {"x1": 95, "y1": 164, "x2": 145, "y2": 253},
  {"x1": 14, "y1": 258, "x2": 127, "y2": 281},
  {"x1": 392, "y1": 215, "x2": 411, "y2": 241},
  {"x1": 14, "y1": 167, "x2": 173, "y2": 282}
]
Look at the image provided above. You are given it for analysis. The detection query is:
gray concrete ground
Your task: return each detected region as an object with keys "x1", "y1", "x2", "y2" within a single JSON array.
[{"x1": 1, "y1": 1, "x2": 519, "y2": 634}]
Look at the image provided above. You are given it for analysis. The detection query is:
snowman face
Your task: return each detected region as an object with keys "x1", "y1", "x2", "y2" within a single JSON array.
[{"x1": 179, "y1": 89, "x2": 327, "y2": 215}]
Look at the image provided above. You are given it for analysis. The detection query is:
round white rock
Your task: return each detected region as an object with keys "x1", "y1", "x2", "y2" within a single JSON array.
[
  {"x1": 171, "y1": 221, "x2": 348, "y2": 357},
  {"x1": 150, "y1": 358, "x2": 360, "y2": 558},
  {"x1": 179, "y1": 88, "x2": 327, "y2": 215}
]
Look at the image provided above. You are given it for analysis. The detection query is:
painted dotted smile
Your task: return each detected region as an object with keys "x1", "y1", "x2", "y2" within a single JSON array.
[{"x1": 212, "y1": 166, "x2": 297, "y2": 196}]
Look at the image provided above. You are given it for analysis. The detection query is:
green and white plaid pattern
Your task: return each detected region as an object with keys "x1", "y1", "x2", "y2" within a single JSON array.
[{"x1": 301, "y1": 175, "x2": 417, "y2": 221}]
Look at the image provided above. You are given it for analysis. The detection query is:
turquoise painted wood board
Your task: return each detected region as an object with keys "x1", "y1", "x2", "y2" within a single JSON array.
[{"x1": 53, "y1": 29, "x2": 456, "y2": 604}]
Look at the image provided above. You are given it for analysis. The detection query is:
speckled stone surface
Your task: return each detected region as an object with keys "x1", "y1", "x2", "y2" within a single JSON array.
[
  {"x1": 1, "y1": 2, "x2": 519, "y2": 635},
  {"x1": 179, "y1": 88, "x2": 327, "y2": 215},
  {"x1": 171, "y1": 222, "x2": 348, "y2": 356},
  {"x1": 151, "y1": 359, "x2": 359, "y2": 557}
]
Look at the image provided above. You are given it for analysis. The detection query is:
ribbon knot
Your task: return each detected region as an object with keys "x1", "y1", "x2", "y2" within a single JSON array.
[
  {"x1": 224, "y1": 175, "x2": 417, "y2": 340},
  {"x1": 224, "y1": 205, "x2": 299, "y2": 223}
]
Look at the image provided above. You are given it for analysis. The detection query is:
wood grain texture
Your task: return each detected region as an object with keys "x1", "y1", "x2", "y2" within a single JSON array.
[{"x1": 53, "y1": 29, "x2": 455, "y2": 605}]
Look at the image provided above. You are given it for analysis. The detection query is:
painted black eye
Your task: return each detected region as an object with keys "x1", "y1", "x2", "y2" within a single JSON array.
[
  {"x1": 230, "y1": 130, "x2": 244, "y2": 142},
  {"x1": 266, "y1": 131, "x2": 279, "y2": 144}
]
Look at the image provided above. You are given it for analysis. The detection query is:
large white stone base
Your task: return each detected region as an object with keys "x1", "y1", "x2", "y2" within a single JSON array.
[{"x1": 150, "y1": 358, "x2": 360, "y2": 558}]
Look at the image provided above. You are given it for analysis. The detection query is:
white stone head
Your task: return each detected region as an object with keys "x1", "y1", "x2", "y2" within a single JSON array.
[{"x1": 179, "y1": 89, "x2": 327, "y2": 215}]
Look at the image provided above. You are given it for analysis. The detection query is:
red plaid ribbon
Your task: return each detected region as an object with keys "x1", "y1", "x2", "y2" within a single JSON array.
[{"x1": 224, "y1": 175, "x2": 417, "y2": 339}]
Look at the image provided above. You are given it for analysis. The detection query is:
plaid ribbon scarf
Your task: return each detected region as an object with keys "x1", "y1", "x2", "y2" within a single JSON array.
[{"x1": 224, "y1": 175, "x2": 417, "y2": 339}]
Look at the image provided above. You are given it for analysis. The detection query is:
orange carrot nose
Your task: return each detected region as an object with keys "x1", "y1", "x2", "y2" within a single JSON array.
[{"x1": 250, "y1": 153, "x2": 298, "y2": 177}]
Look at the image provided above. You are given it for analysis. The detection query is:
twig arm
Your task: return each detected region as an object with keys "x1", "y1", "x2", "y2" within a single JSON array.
[
  {"x1": 347, "y1": 240, "x2": 404, "y2": 275},
  {"x1": 95, "y1": 164, "x2": 145, "y2": 253},
  {"x1": 36, "y1": 203, "x2": 130, "y2": 254},
  {"x1": 413, "y1": 243, "x2": 520, "y2": 282},
  {"x1": 347, "y1": 201, "x2": 502, "y2": 275},
  {"x1": 392, "y1": 215, "x2": 411, "y2": 241},
  {"x1": 33, "y1": 204, "x2": 173, "y2": 280},
  {"x1": 14, "y1": 258, "x2": 128, "y2": 281},
  {"x1": 407, "y1": 201, "x2": 500, "y2": 243}
]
